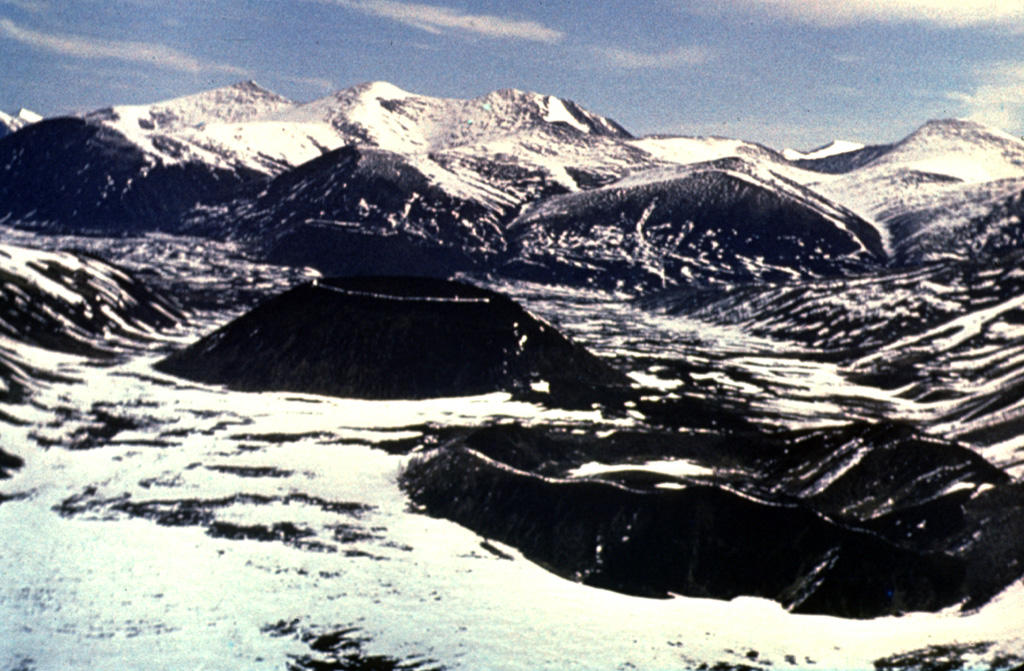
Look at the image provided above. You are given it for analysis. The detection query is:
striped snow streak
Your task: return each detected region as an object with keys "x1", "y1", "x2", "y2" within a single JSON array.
[{"x1": 0, "y1": 242, "x2": 183, "y2": 361}]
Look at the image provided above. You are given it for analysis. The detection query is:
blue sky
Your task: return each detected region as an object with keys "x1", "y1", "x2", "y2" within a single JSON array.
[{"x1": 1, "y1": 0, "x2": 1022, "y2": 149}]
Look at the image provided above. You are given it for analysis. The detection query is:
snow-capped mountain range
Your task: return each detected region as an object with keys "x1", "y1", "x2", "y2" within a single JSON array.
[{"x1": 1, "y1": 81, "x2": 1023, "y2": 289}]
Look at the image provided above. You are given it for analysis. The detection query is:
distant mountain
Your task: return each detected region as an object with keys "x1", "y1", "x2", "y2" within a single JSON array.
[
  {"x1": 806, "y1": 119, "x2": 1024, "y2": 264},
  {"x1": 0, "y1": 108, "x2": 41, "y2": 138},
  {"x1": 269, "y1": 81, "x2": 632, "y2": 152},
  {"x1": 0, "y1": 81, "x2": 641, "y2": 237},
  {"x1": 81, "y1": 80, "x2": 341, "y2": 176},
  {"x1": 0, "y1": 81, "x2": 338, "y2": 232},
  {"x1": 872, "y1": 119, "x2": 1024, "y2": 181},
  {"x1": 189, "y1": 83, "x2": 652, "y2": 277},
  {"x1": 0, "y1": 116, "x2": 268, "y2": 231},
  {"x1": 89, "y1": 80, "x2": 295, "y2": 131},
  {"x1": 500, "y1": 158, "x2": 886, "y2": 291},
  {"x1": 793, "y1": 119, "x2": 1024, "y2": 184},
  {"x1": 631, "y1": 134, "x2": 785, "y2": 167}
]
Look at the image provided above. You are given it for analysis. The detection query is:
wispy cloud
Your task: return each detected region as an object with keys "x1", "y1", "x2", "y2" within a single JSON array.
[
  {"x1": 325, "y1": 0, "x2": 564, "y2": 43},
  {"x1": 597, "y1": 45, "x2": 712, "y2": 69},
  {"x1": 951, "y1": 62, "x2": 1024, "y2": 133},
  {"x1": 713, "y1": 0, "x2": 1024, "y2": 29},
  {"x1": 826, "y1": 85, "x2": 863, "y2": 98},
  {"x1": 0, "y1": 18, "x2": 247, "y2": 74},
  {"x1": 831, "y1": 53, "x2": 869, "y2": 64},
  {"x1": 278, "y1": 74, "x2": 336, "y2": 91}
]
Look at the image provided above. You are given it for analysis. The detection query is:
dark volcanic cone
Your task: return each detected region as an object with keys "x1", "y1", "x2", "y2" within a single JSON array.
[{"x1": 155, "y1": 276, "x2": 627, "y2": 399}]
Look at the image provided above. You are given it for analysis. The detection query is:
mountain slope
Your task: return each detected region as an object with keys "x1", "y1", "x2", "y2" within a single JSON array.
[
  {"x1": 222, "y1": 144, "x2": 523, "y2": 276},
  {"x1": 807, "y1": 119, "x2": 1024, "y2": 263},
  {"x1": 0, "y1": 117, "x2": 267, "y2": 231},
  {"x1": 0, "y1": 242, "x2": 182, "y2": 356},
  {"x1": 501, "y1": 158, "x2": 887, "y2": 292},
  {"x1": 0, "y1": 241, "x2": 183, "y2": 403},
  {"x1": 782, "y1": 140, "x2": 865, "y2": 162}
]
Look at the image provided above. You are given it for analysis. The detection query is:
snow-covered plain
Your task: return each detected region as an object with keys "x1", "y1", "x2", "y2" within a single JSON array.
[
  {"x1": 3, "y1": 331, "x2": 1024, "y2": 671},
  {"x1": 2, "y1": 232, "x2": 1024, "y2": 670}
]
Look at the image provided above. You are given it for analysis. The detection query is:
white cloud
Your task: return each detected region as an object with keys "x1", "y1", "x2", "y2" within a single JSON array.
[
  {"x1": 328, "y1": 0, "x2": 564, "y2": 43},
  {"x1": 715, "y1": 0, "x2": 1024, "y2": 29},
  {"x1": 597, "y1": 45, "x2": 712, "y2": 69},
  {"x1": 952, "y1": 62, "x2": 1024, "y2": 133},
  {"x1": 0, "y1": 18, "x2": 247, "y2": 74}
]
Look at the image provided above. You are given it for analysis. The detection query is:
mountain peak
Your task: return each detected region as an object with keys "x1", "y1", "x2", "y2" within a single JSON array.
[
  {"x1": 476, "y1": 88, "x2": 631, "y2": 139},
  {"x1": 349, "y1": 80, "x2": 416, "y2": 100},
  {"x1": 807, "y1": 117, "x2": 1024, "y2": 187},
  {"x1": 917, "y1": 117, "x2": 990, "y2": 132},
  {"x1": 901, "y1": 118, "x2": 1022, "y2": 146},
  {"x1": 91, "y1": 81, "x2": 295, "y2": 131},
  {"x1": 231, "y1": 79, "x2": 276, "y2": 95}
]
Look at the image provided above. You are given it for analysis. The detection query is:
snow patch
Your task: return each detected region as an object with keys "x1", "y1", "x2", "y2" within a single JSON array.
[
  {"x1": 783, "y1": 140, "x2": 865, "y2": 162},
  {"x1": 543, "y1": 96, "x2": 589, "y2": 133}
]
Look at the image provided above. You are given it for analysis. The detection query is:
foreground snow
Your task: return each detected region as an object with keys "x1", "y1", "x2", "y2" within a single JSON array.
[{"x1": 2, "y1": 342, "x2": 1023, "y2": 670}]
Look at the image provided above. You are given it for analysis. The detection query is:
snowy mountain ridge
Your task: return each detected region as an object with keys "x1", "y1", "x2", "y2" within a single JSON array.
[
  {"x1": 782, "y1": 140, "x2": 865, "y2": 162},
  {"x1": 865, "y1": 118, "x2": 1024, "y2": 183},
  {"x1": 0, "y1": 108, "x2": 41, "y2": 137},
  {"x1": 86, "y1": 80, "x2": 296, "y2": 132},
  {"x1": 73, "y1": 80, "x2": 633, "y2": 178},
  {"x1": 2, "y1": 79, "x2": 1024, "y2": 281},
  {"x1": 269, "y1": 81, "x2": 630, "y2": 153},
  {"x1": 800, "y1": 119, "x2": 1024, "y2": 263}
]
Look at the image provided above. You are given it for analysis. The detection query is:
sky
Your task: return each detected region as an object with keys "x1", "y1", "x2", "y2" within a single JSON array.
[{"x1": 1, "y1": 0, "x2": 1023, "y2": 150}]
